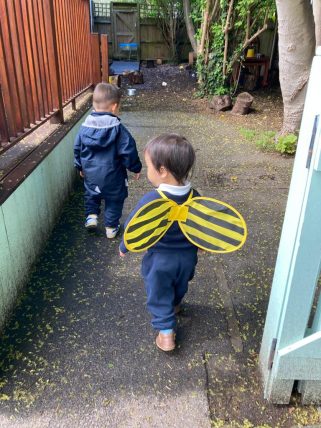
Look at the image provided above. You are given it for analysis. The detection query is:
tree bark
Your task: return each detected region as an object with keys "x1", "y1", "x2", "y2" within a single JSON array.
[
  {"x1": 312, "y1": 0, "x2": 321, "y2": 46},
  {"x1": 223, "y1": 0, "x2": 234, "y2": 78},
  {"x1": 277, "y1": 0, "x2": 315, "y2": 134},
  {"x1": 183, "y1": 0, "x2": 198, "y2": 53},
  {"x1": 199, "y1": 0, "x2": 212, "y2": 55}
]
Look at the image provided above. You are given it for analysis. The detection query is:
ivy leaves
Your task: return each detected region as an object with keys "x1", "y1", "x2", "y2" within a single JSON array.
[{"x1": 189, "y1": 0, "x2": 276, "y2": 95}]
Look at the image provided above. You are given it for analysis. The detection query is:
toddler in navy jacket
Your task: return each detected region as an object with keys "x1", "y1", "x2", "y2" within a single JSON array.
[
  {"x1": 74, "y1": 83, "x2": 142, "y2": 238},
  {"x1": 119, "y1": 134, "x2": 198, "y2": 352}
]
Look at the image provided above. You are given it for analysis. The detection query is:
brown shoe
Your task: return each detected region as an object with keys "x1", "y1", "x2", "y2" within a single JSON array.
[{"x1": 156, "y1": 332, "x2": 176, "y2": 352}]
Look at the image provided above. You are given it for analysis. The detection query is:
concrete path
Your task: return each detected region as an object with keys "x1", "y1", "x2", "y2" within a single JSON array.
[{"x1": 0, "y1": 109, "x2": 298, "y2": 427}]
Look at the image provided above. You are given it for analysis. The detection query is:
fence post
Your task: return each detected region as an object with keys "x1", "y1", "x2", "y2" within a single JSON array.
[
  {"x1": 0, "y1": 84, "x2": 9, "y2": 144},
  {"x1": 47, "y1": 0, "x2": 64, "y2": 124},
  {"x1": 90, "y1": 33, "x2": 101, "y2": 86},
  {"x1": 100, "y1": 34, "x2": 109, "y2": 83}
]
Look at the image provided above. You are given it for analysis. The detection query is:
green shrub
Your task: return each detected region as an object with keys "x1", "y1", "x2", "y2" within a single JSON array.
[
  {"x1": 275, "y1": 134, "x2": 297, "y2": 154},
  {"x1": 239, "y1": 128, "x2": 256, "y2": 140},
  {"x1": 255, "y1": 131, "x2": 276, "y2": 151},
  {"x1": 239, "y1": 128, "x2": 297, "y2": 155}
]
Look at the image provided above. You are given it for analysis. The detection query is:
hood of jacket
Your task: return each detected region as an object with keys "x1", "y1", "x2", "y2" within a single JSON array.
[{"x1": 80, "y1": 112, "x2": 121, "y2": 149}]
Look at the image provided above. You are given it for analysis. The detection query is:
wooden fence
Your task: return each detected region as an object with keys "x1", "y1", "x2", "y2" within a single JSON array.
[
  {"x1": 0, "y1": 0, "x2": 104, "y2": 149},
  {"x1": 92, "y1": 1, "x2": 191, "y2": 61}
]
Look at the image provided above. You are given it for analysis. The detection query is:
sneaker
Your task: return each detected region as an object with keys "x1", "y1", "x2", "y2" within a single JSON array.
[
  {"x1": 85, "y1": 214, "x2": 98, "y2": 229},
  {"x1": 106, "y1": 224, "x2": 120, "y2": 239},
  {"x1": 156, "y1": 331, "x2": 176, "y2": 352}
]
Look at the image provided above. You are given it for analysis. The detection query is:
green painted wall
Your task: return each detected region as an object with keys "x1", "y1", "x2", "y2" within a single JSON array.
[{"x1": 0, "y1": 111, "x2": 89, "y2": 329}]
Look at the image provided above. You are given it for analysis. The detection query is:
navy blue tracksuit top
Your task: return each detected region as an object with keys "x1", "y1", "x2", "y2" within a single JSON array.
[{"x1": 74, "y1": 111, "x2": 142, "y2": 201}]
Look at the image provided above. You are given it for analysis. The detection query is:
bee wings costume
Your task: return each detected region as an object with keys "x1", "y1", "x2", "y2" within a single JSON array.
[{"x1": 124, "y1": 190, "x2": 247, "y2": 253}]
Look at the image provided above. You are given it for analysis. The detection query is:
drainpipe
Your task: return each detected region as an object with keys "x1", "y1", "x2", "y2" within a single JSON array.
[{"x1": 89, "y1": 0, "x2": 93, "y2": 33}]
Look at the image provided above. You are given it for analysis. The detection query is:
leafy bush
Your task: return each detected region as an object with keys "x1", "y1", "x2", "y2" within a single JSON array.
[
  {"x1": 193, "y1": 0, "x2": 276, "y2": 96},
  {"x1": 239, "y1": 128, "x2": 297, "y2": 155},
  {"x1": 275, "y1": 134, "x2": 297, "y2": 154},
  {"x1": 255, "y1": 131, "x2": 276, "y2": 151},
  {"x1": 239, "y1": 128, "x2": 256, "y2": 140},
  {"x1": 196, "y1": 46, "x2": 228, "y2": 97},
  {"x1": 240, "y1": 128, "x2": 275, "y2": 151}
]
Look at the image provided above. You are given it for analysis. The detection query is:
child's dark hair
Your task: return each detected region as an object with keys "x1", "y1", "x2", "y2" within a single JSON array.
[
  {"x1": 93, "y1": 83, "x2": 121, "y2": 108},
  {"x1": 145, "y1": 134, "x2": 195, "y2": 183}
]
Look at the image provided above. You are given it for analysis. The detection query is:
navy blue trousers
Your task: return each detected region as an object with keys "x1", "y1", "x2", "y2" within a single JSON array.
[
  {"x1": 141, "y1": 250, "x2": 198, "y2": 330},
  {"x1": 84, "y1": 190, "x2": 125, "y2": 228}
]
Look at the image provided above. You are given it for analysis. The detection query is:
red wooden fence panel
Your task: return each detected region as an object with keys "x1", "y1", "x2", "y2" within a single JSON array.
[
  {"x1": 91, "y1": 34, "x2": 101, "y2": 86},
  {"x1": 101, "y1": 34, "x2": 109, "y2": 83},
  {"x1": 53, "y1": 0, "x2": 92, "y2": 104},
  {"x1": 0, "y1": 85, "x2": 9, "y2": 143},
  {"x1": 0, "y1": 0, "x2": 102, "y2": 149}
]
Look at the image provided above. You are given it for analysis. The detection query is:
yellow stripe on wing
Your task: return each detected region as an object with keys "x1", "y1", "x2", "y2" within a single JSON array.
[
  {"x1": 188, "y1": 199, "x2": 244, "y2": 227},
  {"x1": 181, "y1": 224, "x2": 243, "y2": 252},
  {"x1": 187, "y1": 212, "x2": 244, "y2": 242},
  {"x1": 125, "y1": 223, "x2": 171, "y2": 251},
  {"x1": 126, "y1": 216, "x2": 170, "y2": 240},
  {"x1": 128, "y1": 200, "x2": 175, "y2": 228}
]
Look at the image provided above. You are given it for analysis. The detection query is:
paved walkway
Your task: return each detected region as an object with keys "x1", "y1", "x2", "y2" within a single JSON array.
[{"x1": 0, "y1": 109, "x2": 297, "y2": 427}]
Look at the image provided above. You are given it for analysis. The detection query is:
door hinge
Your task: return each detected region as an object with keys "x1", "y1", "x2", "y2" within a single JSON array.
[{"x1": 268, "y1": 338, "x2": 277, "y2": 370}]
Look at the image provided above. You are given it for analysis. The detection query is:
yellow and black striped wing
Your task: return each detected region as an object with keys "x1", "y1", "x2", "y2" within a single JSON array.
[
  {"x1": 124, "y1": 198, "x2": 176, "y2": 252},
  {"x1": 179, "y1": 197, "x2": 247, "y2": 253}
]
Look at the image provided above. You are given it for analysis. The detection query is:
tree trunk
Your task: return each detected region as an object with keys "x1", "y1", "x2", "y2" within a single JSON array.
[
  {"x1": 313, "y1": 0, "x2": 321, "y2": 46},
  {"x1": 223, "y1": 0, "x2": 234, "y2": 78},
  {"x1": 277, "y1": 0, "x2": 315, "y2": 134},
  {"x1": 183, "y1": 0, "x2": 198, "y2": 53},
  {"x1": 198, "y1": 0, "x2": 212, "y2": 55}
]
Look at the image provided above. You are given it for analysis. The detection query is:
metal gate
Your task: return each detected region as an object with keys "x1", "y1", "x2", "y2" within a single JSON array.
[{"x1": 111, "y1": 2, "x2": 139, "y2": 60}]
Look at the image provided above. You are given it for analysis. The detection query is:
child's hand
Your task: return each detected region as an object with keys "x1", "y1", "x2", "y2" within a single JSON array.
[
  {"x1": 119, "y1": 250, "x2": 126, "y2": 258},
  {"x1": 133, "y1": 172, "x2": 141, "y2": 180},
  {"x1": 79, "y1": 171, "x2": 84, "y2": 178}
]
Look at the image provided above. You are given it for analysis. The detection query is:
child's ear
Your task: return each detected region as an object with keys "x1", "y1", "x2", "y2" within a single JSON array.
[{"x1": 111, "y1": 103, "x2": 119, "y2": 114}]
